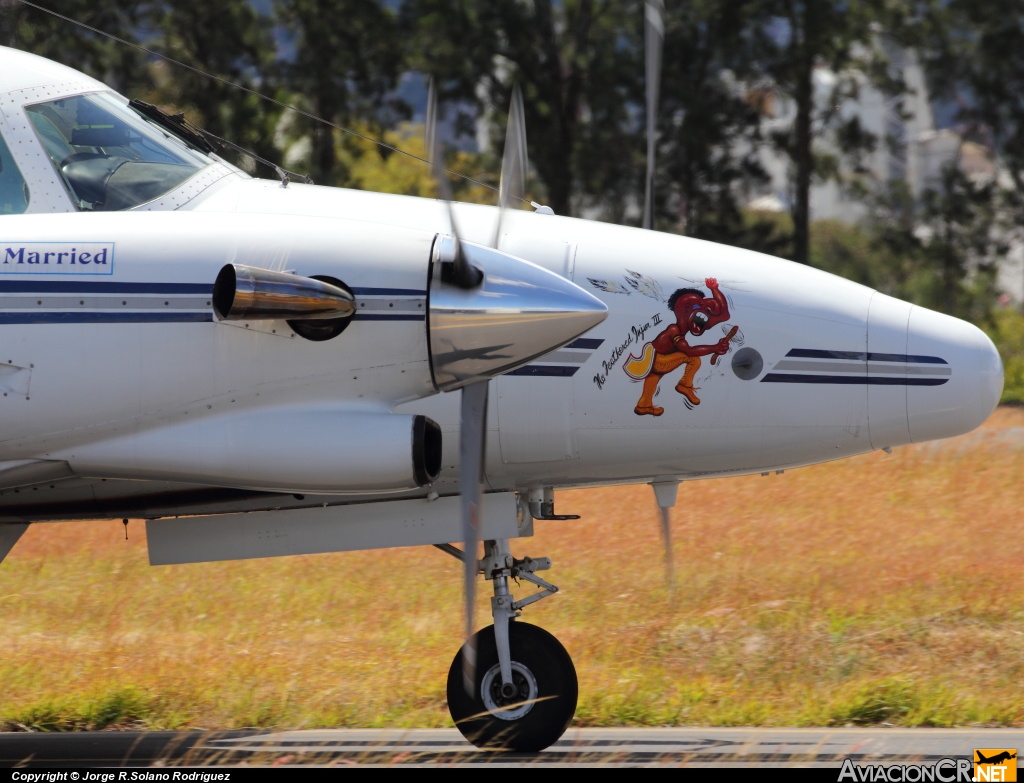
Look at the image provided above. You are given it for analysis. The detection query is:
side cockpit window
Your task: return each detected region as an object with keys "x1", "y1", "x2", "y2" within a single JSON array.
[
  {"x1": 0, "y1": 126, "x2": 30, "y2": 214},
  {"x1": 25, "y1": 92, "x2": 211, "y2": 211}
]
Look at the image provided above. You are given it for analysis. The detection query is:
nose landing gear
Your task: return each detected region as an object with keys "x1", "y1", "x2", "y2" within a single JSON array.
[
  {"x1": 437, "y1": 538, "x2": 577, "y2": 752},
  {"x1": 447, "y1": 621, "x2": 577, "y2": 751}
]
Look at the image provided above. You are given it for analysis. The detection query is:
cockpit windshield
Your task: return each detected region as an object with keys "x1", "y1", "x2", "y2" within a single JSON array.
[{"x1": 24, "y1": 92, "x2": 214, "y2": 211}]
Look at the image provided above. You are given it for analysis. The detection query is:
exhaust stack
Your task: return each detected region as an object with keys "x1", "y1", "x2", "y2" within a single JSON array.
[{"x1": 213, "y1": 264, "x2": 355, "y2": 321}]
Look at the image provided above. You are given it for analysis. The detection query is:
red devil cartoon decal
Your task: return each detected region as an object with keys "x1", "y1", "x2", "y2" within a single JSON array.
[{"x1": 626, "y1": 278, "x2": 734, "y2": 415}]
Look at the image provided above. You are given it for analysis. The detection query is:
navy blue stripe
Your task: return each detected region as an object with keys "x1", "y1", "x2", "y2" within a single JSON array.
[
  {"x1": 566, "y1": 337, "x2": 604, "y2": 350},
  {"x1": 0, "y1": 311, "x2": 424, "y2": 324},
  {"x1": 786, "y1": 349, "x2": 864, "y2": 361},
  {"x1": 506, "y1": 365, "x2": 579, "y2": 377},
  {"x1": 0, "y1": 281, "x2": 212, "y2": 294},
  {"x1": 0, "y1": 283, "x2": 426, "y2": 297},
  {"x1": 0, "y1": 312, "x2": 212, "y2": 324},
  {"x1": 762, "y1": 373, "x2": 948, "y2": 386},
  {"x1": 786, "y1": 348, "x2": 947, "y2": 365},
  {"x1": 350, "y1": 287, "x2": 426, "y2": 296},
  {"x1": 356, "y1": 313, "x2": 425, "y2": 321},
  {"x1": 869, "y1": 352, "x2": 948, "y2": 365}
]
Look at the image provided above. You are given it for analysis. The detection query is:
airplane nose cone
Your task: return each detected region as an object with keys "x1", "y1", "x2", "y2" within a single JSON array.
[
  {"x1": 906, "y1": 306, "x2": 1003, "y2": 443},
  {"x1": 428, "y1": 238, "x2": 608, "y2": 390}
]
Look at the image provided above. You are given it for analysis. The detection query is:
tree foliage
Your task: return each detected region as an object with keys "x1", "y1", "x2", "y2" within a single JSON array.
[
  {"x1": 404, "y1": 0, "x2": 642, "y2": 219},
  {"x1": 2, "y1": 0, "x2": 1023, "y2": 336},
  {"x1": 650, "y1": 1, "x2": 772, "y2": 248},
  {"x1": 274, "y1": 0, "x2": 405, "y2": 186},
  {"x1": 812, "y1": 165, "x2": 1004, "y2": 324},
  {"x1": 923, "y1": 0, "x2": 1024, "y2": 190},
  {"x1": 143, "y1": 0, "x2": 281, "y2": 167},
  {"x1": 747, "y1": 0, "x2": 912, "y2": 265},
  {"x1": 0, "y1": 0, "x2": 147, "y2": 94}
]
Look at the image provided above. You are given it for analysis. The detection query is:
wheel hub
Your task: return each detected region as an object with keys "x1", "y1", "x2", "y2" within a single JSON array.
[{"x1": 481, "y1": 661, "x2": 538, "y2": 721}]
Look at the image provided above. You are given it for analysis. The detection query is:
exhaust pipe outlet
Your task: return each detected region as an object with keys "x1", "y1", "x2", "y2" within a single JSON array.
[
  {"x1": 213, "y1": 263, "x2": 355, "y2": 321},
  {"x1": 412, "y1": 415, "x2": 442, "y2": 486}
]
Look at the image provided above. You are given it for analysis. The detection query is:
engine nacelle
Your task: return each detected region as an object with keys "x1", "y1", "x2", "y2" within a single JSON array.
[{"x1": 53, "y1": 409, "x2": 441, "y2": 494}]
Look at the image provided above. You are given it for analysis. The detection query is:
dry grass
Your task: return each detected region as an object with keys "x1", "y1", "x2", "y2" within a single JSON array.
[{"x1": 2, "y1": 409, "x2": 1024, "y2": 731}]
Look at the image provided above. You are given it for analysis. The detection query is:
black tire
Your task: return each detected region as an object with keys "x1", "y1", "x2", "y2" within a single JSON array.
[{"x1": 446, "y1": 622, "x2": 577, "y2": 752}]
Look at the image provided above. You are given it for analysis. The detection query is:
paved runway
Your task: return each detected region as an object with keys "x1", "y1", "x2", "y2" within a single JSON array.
[{"x1": 0, "y1": 728, "x2": 1019, "y2": 767}]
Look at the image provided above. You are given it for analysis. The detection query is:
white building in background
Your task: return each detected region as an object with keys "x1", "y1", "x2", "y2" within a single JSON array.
[
  {"x1": 748, "y1": 43, "x2": 1023, "y2": 300},
  {"x1": 751, "y1": 47, "x2": 972, "y2": 220}
]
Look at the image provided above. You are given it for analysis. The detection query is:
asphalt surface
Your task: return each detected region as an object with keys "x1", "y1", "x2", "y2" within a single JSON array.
[{"x1": 0, "y1": 728, "x2": 1019, "y2": 768}]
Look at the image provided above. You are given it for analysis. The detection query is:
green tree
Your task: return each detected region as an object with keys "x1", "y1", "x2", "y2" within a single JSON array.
[
  {"x1": 751, "y1": 0, "x2": 907, "y2": 265},
  {"x1": 0, "y1": 0, "x2": 147, "y2": 94},
  {"x1": 986, "y1": 308, "x2": 1024, "y2": 404},
  {"x1": 142, "y1": 1, "x2": 281, "y2": 168},
  {"x1": 923, "y1": 0, "x2": 1024, "y2": 191},
  {"x1": 651, "y1": 1, "x2": 779, "y2": 253},
  {"x1": 339, "y1": 120, "x2": 491, "y2": 202},
  {"x1": 866, "y1": 165, "x2": 1004, "y2": 321},
  {"x1": 0, "y1": 0, "x2": 19, "y2": 48},
  {"x1": 920, "y1": 0, "x2": 1024, "y2": 317},
  {"x1": 405, "y1": 0, "x2": 641, "y2": 218},
  {"x1": 809, "y1": 217, "x2": 900, "y2": 290},
  {"x1": 275, "y1": 0, "x2": 405, "y2": 187}
]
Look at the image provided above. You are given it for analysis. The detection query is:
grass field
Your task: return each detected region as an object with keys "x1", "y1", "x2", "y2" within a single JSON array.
[{"x1": 2, "y1": 409, "x2": 1023, "y2": 732}]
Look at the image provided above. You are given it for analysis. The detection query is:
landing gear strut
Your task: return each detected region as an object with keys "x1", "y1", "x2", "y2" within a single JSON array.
[{"x1": 438, "y1": 538, "x2": 577, "y2": 752}]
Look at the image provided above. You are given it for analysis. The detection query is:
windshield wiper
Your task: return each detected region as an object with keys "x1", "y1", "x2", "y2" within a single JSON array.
[
  {"x1": 128, "y1": 99, "x2": 217, "y2": 155},
  {"x1": 128, "y1": 99, "x2": 313, "y2": 187}
]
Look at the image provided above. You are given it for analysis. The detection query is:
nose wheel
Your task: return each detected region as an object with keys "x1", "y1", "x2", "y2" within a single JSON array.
[
  {"x1": 437, "y1": 537, "x2": 577, "y2": 751},
  {"x1": 447, "y1": 621, "x2": 577, "y2": 752}
]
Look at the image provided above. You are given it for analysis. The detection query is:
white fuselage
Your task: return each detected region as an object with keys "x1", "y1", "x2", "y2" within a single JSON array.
[
  {"x1": 196, "y1": 180, "x2": 1003, "y2": 481},
  {"x1": 0, "y1": 46, "x2": 1003, "y2": 522}
]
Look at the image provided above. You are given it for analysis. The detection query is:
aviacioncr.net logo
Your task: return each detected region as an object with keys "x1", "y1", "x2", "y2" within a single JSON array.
[
  {"x1": 838, "y1": 758, "x2": 973, "y2": 782},
  {"x1": 974, "y1": 749, "x2": 1017, "y2": 782}
]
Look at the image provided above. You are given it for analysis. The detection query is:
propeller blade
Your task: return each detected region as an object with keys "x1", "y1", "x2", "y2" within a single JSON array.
[
  {"x1": 425, "y1": 78, "x2": 440, "y2": 182},
  {"x1": 426, "y1": 78, "x2": 450, "y2": 202},
  {"x1": 491, "y1": 84, "x2": 528, "y2": 248},
  {"x1": 426, "y1": 78, "x2": 481, "y2": 289},
  {"x1": 428, "y1": 77, "x2": 490, "y2": 695},
  {"x1": 643, "y1": 0, "x2": 665, "y2": 231},
  {"x1": 658, "y1": 505, "x2": 674, "y2": 589},
  {"x1": 459, "y1": 379, "x2": 489, "y2": 694}
]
